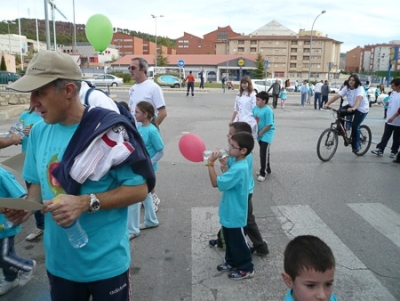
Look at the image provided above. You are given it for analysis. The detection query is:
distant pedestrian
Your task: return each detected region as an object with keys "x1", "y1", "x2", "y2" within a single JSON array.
[
  {"x1": 267, "y1": 79, "x2": 281, "y2": 109},
  {"x1": 199, "y1": 69, "x2": 205, "y2": 89},
  {"x1": 294, "y1": 80, "x2": 299, "y2": 92},
  {"x1": 280, "y1": 87, "x2": 287, "y2": 109},
  {"x1": 321, "y1": 80, "x2": 330, "y2": 108},
  {"x1": 185, "y1": 71, "x2": 195, "y2": 97},
  {"x1": 314, "y1": 80, "x2": 323, "y2": 110},
  {"x1": 307, "y1": 82, "x2": 314, "y2": 105},
  {"x1": 222, "y1": 75, "x2": 227, "y2": 93},
  {"x1": 300, "y1": 80, "x2": 308, "y2": 107}
]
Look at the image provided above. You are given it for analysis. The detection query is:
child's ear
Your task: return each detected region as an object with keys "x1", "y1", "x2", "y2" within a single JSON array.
[
  {"x1": 282, "y1": 272, "x2": 294, "y2": 288},
  {"x1": 240, "y1": 147, "x2": 247, "y2": 155}
]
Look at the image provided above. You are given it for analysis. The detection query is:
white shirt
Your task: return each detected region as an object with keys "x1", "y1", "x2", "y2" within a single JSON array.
[
  {"x1": 233, "y1": 91, "x2": 257, "y2": 138},
  {"x1": 386, "y1": 91, "x2": 400, "y2": 126},
  {"x1": 339, "y1": 86, "x2": 369, "y2": 113},
  {"x1": 79, "y1": 81, "x2": 119, "y2": 113},
  {"x1": 128, "y1": 79, "x2": 166, "y2": 114},
  {"x1": 314, "y1": 82, "x2": 323, "y2": 93}
]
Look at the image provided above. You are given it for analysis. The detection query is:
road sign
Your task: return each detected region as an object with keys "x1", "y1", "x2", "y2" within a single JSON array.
[
  {"x1": 237, "y1": 59, "x2": 245, "y2": 67},
  {"x1": 264, "y1": 60, "x2": 269, "y2": 69},
  {"x1": 178, "y1": 59, "x2": 185, "y2": 67}
]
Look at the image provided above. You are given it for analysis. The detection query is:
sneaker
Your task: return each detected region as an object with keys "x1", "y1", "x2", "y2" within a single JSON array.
[
  {"x1": 154, "y1": 204, "x2": 159, "y2": 212},
  {"x1": 18, "y1": 260, "x2": 36, "y2": 287},
  {"x1": 390, "y1": 153, "x2": 396, "y2": 158},
  {"x1": 209, "y1": 239, "x2": 223, "y2": 249},
  {"x1": 251, "y1": 241, "x2": 270, "y2": 257},
  {"x1": 152, "y1": 193, "x2": 160, "y2": 206},
  {"x1": 129, "y1": 233, "x2": 141, "y2": 240},
  {"x1": 26, "y1": 228, "x2": 43, "y2": 241},
  {"x1": 228, "y1": 270, "x2": 254, "y2": 280},
  {"x1": 257, "y1": 175, "x2": 266, "y2": 182},
  {"x1": 352, "y1": 147, "x2": 360, "y2": 154},
  {"x1": 139, "y1": 223, "x2": 159, "y2": 230},
  {"x1": 0, "y1": 279, "x2": 18, "y2": 295},
  {"x1": 217, "y1": 263, "x2": 233, "y2": 272},
  {"x1": 371, "y1": 149, "x2": 383, "y2": 156}
]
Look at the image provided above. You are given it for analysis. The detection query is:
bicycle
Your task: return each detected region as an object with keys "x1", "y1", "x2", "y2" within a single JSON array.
[{"x1": 316, "y1": 107, "x2": 372, "y2": 162}]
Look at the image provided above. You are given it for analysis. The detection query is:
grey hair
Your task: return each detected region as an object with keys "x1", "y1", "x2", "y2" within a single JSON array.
[
  {"x1": 53, "y1": 79, "x2": 81, "y2": 95},
  {"x1": 132, "y1": 57, "x2": 148, "y2": 75}
]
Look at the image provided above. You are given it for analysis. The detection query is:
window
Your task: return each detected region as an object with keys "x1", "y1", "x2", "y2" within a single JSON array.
[
  {"x1": 124, "y1": 39, "x2": 132, "y2": 42},
  {"x1": 291, "y1": 41, "x2": 298, "y2": 45},
  {"x1": 250, "y1": 48, "x2": 257, "y2": 52},
  {"x1": 267, "y1": 48, "x2": 272, "y2": 53},
  {"x1": 290, "y1": 63, "x2": 296, "y2": 68},
  {"x1": 238, "y1": 41, "x2": 244, "y2": 45},
  {"x1": 290, "y1": 48, "x2": 297, "y2": 53},
  {"x1": 238, "y1": 47, "x2": 244, "y2": 52},
  {"x1": 283, "y1": 41, "x2": 287, "y2": 45},
  {"x1": 268, "y1": 41, "x2": 272, "y2": 45},
  {"x1": 291, "y1": 56, "x2": 297, "y2": 60},
  {"x1": 275, "y1": 41, "x2": 279, "y2": 45},
  {"x1": 275, "y1": 49, "x2": 279, "y2": 52},
  {"x1": 304, "y1": 56, "x2": 310, "y2": 61},
  {"x1": 250, "y1": 40, "x2": 257, "y2": 45}
]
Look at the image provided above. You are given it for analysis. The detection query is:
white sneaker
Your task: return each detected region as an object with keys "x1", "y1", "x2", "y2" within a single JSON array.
[
  {"x1": 0, "y1": 279, "x2": 18, "y2": 295},
  {"x1": 257, "y1": 175, "x2": 266, "y2": 182},
  {"x1": 154, "y1": 204, "x2": 159, "y2": 212},
  {"x1": 26, "y1": 228, "x2": 43, "y2": 241},
  {"x1": 18, "y1": 260, "x2": 36, "y2": 287},
  {"x1": 152, "y1": 193, "x2": 160, "y2": 206},
  {"x1": 390, "y1": 153, "x2": 396, "y2": 158}
]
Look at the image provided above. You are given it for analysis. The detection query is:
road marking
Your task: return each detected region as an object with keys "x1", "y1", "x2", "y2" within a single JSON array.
[
  {"x1": 271, "y1": 205, "x2": 396, "y2": 301},
  {"x1": 348, "y1": 203, "x2": 400, "y2": 248}
]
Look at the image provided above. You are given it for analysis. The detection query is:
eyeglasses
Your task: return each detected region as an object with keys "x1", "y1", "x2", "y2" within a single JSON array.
[
  {"x1": 229, "y1": 144, "x2": 241, "y2": 150},
  {"x1": 128, "y1": 66, "x2": 138, "y2": 71}
]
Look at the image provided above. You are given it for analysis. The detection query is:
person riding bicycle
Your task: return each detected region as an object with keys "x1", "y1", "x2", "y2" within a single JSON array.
[{"x1": 324, "y1": 74, "x2": 369, "y2": 153}]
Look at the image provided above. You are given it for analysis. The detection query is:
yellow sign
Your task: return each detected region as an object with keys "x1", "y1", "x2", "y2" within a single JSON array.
[{"x1": 237, "y1": 59, "x2": 245, "y2": 67}]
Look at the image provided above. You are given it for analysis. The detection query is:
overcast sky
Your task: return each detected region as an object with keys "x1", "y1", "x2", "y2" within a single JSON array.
[{"x1": 2, "y1": 0, "x2": 398, "y2": 53}]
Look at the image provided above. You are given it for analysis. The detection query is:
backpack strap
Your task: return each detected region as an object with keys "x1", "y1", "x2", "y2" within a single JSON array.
[{"x1": 84, "y1": 87, "x2": 94, "y2": 106}]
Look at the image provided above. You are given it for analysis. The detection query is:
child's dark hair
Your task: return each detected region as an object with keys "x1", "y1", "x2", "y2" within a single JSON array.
[
  {"x1": 284, "y1": 235, "x2": 335, "y2": 281},
  {"x1": 256, "y1": 91, "x2": 269, "y2": 104},
  {"x1": 230, "y1": 122, "x2": 252, "y2": 134},
  {"x1": 119, "y1": 101, "x2": 129, "y2": 111},
  {"x1": 231, "y1": 132, "x2": 254, "y2": 156},
  {"x1": 136, "y1": 101, "x2": 159, "y2": 129}
]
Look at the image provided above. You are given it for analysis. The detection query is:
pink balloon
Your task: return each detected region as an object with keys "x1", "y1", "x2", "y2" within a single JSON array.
[{"x1": 179, "y1": 133, "x2": 206, "y2": 162}]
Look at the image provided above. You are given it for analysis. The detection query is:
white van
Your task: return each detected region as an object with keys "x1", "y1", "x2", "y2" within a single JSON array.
[{"x1": 147, "y1": 67, "x2": 186, "y2": 88}]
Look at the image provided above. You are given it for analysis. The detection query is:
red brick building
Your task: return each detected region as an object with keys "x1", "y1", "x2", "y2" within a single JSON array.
[{"x1": 176, "y1": 26, "x2": 240, "y2": 55}]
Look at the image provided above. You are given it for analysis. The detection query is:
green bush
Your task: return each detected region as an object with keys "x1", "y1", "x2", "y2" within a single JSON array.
[{"x1": 111, "y1": 72, "x2": 131, "y2": 83}]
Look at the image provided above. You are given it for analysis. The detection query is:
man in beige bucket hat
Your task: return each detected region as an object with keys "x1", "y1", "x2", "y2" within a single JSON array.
[{"x1": 2, "y1": 50, "x2": 154, "y2": 300}]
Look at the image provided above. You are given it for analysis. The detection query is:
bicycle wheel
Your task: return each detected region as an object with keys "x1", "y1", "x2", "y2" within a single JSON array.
[
  {"x1": 355, "y1": 125, "x2": 372, "y2": 156},
  {"x1": 317, "y1": 129, "x2": 338, "y2": 162}
]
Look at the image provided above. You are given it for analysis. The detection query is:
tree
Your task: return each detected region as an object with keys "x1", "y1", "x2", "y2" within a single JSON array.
[
  {"x1": 252, "y1": 53, "x2": 266, "y2": 79},
  {"x1": 0, "y1": 55, "x2": 7, "y2": 71},
  {"x1": 157, "y1": 52, "x2": 169, "y2": 67}
]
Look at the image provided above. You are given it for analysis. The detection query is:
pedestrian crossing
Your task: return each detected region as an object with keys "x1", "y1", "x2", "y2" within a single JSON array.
[{"x1": 192, "y1": 203, "x2": 398, "y2": 301}]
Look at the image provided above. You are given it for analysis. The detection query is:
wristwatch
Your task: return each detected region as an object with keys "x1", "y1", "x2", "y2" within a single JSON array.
[{"x1": 88, "y1": 193, "x2": 100, "y2": 212}]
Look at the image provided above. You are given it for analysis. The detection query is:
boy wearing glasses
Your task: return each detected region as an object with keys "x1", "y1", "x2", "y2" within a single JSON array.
[{"x1": 206, "y1": 131, "x2": 255, "y2": 280}]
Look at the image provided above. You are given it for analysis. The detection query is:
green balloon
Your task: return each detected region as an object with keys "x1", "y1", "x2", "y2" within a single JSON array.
[{"x1": 85, "y1": 14, "x2": 113, "y2": 52}]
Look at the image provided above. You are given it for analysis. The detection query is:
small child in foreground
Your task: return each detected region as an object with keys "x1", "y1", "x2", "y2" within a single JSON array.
[{"x1": 282, "y1": 235, "x2": 338, "y2": 301}]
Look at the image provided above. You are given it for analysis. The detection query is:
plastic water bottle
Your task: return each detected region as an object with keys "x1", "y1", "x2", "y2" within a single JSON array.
[
  {"x1": 6, "y1": 122, "x2": 25, "y2": 138},
  {"x1": 203, "y1": 149, "x2": 229, "y2": 162},
  {"x1": 0, "y1": 220, "x2": 14, "y2": 230},
  {"x1": 63, "y1": 219, "x2": 88, "y2": 248}
]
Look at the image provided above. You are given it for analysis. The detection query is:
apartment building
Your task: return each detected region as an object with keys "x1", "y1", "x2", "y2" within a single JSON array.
[{"x1": 222, "y1": 21, "x2": 342, "y2": 80}]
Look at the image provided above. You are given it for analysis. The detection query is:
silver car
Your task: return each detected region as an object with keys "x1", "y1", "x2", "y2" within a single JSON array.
[{"x1": 86, "y1": 74, "x2": 123, "y2": 87}]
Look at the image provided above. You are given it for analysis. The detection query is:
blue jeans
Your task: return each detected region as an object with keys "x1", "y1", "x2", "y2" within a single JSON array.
[
  {"x1": 127, "y1": 193, "x2": 159, "y2": 235},
  {"x1": 340, "y1": 105, "x2": 368, "y2": 150},
  {"x1": 314, "y1": 92, "x2": 322, "y2": 109},
  {"x1": 301, "y1": 93, "x2": 307, "y2": 106}
]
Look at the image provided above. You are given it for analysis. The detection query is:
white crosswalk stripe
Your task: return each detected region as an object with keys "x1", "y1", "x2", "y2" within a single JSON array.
[
  {"x1": 191, "y1": 204, "x2": 398, "y2": 300},
  {"x1": 348, "y1": 203, "x2": 400, "y2": 249}
]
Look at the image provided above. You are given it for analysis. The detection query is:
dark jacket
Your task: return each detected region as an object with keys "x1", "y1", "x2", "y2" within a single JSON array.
[
  {"x1": 52, "y1": 107, "x2": 155, "y2": 195},
  {"x1": 321, "y1": 83, "x2": 330, "y2": 96},
  {"x1": 268, "y1": 82, "x2": 281, "y2": 95}
]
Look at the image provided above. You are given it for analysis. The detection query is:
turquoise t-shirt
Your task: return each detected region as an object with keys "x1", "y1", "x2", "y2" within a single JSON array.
[
  {"x1": 217, "y1": 159, "x2": 249, "y2": 228},
  {"x1": 22, "y1": 121, "x2": 146, "y2": 282},
  {"x1": 0, "y1": 168, "x2": 26, "y2": 239},
  {"x1": 283, "y1": 289, "x2": 338, "y2": 301},
  {"x1": 227, "y1": 153, "x2": 254, "y2": 194},
  {"x1": 138, "y1": 123, "x2": 164, "y2": 171},
  {"x1": 18, "y1": 110, "x2": 43, "y2": 152},
  {"x1": 253, "y1": 105, "x2": 276, "y2": 143}
]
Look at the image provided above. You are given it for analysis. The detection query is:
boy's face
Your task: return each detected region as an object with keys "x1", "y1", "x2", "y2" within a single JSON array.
[
  {"x1": 282, "y1": 268, "x2": 335, "y2": 301},
  {"x1": 228, "y1": 139, "x2": 246, "y2": 158},
  {"x1": 256, "y1": 97, "x2": 266, "y2": 108}
]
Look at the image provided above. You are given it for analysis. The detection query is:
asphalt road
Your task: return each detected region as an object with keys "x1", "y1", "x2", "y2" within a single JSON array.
[{"x1": 0, "y1": 90, "x2": 399, "y2": 301}]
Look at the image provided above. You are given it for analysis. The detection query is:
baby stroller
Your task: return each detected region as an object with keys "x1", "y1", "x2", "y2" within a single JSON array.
[{"x1": 227, "y1": 81, "x2": 235, "y2": 90}]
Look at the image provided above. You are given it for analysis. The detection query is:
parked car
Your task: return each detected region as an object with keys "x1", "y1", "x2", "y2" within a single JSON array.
[
  {"x1": 330, "y1": 87, "x2": 340, "y2": 94},
  {"x1": 0, "y1": 71, "x2": 19, "y2": 85},
  {"x1": 286, "y1": 85, "x2": 296, "y2": 92},
  {"x1": 86, "y1": 74, "x2": 123, "y2": 87}
]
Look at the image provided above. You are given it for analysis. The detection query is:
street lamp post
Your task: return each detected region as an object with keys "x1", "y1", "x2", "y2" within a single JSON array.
[
  {"x1": 151, "y1": 14, "x2": 164, "y2": 68},
  {"x1": 307, "y1": 10, "x2": 326, "y2": 81},
  {"x1": 3, "y1": 20, "x2": 15, "y2": 54}
]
